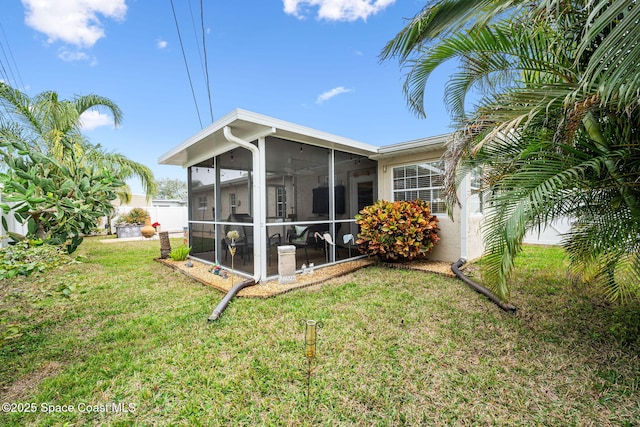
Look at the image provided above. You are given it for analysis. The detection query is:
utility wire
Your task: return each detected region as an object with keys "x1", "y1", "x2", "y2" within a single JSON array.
[
  {"x1": 170, "y1": 0, "x2": 203, "y2": 129},
  {"x1": 0, "y1": 21, "x2": 25, "y2": 90},
  {"x1": 200, "y1": 0, "x2": 214, "y2": 123},
  {"x1": 0, "y1": 51, "x2": 12, "y2": 85},
  {"x1": 187, "y1": 0, "x2": 206, "y2": 85}
]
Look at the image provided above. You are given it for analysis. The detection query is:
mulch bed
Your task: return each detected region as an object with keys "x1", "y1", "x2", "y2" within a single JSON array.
[
  {"x1": 158, "y1": 256, "x2": 455, "y2": 298},
  {"x1": 379, "y1": 259, "x2": 456, "y2": 278},
  {"x1": 157, "y1": 257, "x2": 375, "y2": 298}
]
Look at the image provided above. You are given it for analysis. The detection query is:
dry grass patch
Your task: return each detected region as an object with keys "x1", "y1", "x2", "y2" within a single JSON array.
[{"x1": 1, "y1": 361, "x2": 63, "y2": 402}]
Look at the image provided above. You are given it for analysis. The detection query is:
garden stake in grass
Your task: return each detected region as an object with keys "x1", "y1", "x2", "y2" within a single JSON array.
[{"x1": 300, "y1": 319, "x2": 323, "y2": 410}]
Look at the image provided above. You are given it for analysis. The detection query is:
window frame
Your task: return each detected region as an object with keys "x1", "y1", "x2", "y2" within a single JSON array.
[
  {"x1": 229, "y1": 192, "x2": 237, "y2": 214},
  {"x1": 391, "y1": 160, "x2": 446, "y2": 214},
  {"x1": 197, "y1": 196, "x2": 208, "y2": 211}
]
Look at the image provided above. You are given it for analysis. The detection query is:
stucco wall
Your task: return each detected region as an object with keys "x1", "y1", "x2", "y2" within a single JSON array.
[
  {"x1": 112, "y1": 194, "x2": 151, "y2": 208},
  {"x1": 466, "y1": 214, "x2": 484, "y2": 261},
  {"x1": 459, "y1": 173, "x2": 485, "y2": 262}
]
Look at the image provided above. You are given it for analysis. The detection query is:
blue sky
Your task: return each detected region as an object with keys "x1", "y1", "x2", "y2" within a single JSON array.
[{"x1": 0, "y1": 0, "x2": 457, "y2": 194}]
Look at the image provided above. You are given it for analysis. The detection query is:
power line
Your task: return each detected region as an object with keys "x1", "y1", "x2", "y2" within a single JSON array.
[
  {"x1": 187, "y1": 0, "x2": 206, "y2": 86},
  {"x1": 170, "y1": 0, "x2": 203, "y2": 129},
  {"x1": 200, "y1": 0, "x2": 214, "y2": 123},
  {"x1": 0, "y1": 21, "x2": 25, "y2": 90},
  {"x1": 0, "y1": 52, "x2": 11, "y2": 85}
]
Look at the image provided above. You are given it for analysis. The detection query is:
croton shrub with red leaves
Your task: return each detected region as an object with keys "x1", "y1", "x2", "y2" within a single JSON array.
[{"x1": 355, "y1": 199, "x2": 440, "y2": 262}]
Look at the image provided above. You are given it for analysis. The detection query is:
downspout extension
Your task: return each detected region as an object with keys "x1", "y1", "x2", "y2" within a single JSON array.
[
  {"x1": 207, "y1": 279, "x2": 256, "y2": 321},
  {"x1": 451, "y1": 259, "x2": 517, "y2": 313}
]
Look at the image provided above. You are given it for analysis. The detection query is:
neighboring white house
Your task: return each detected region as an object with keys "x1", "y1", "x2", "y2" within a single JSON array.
[{"x1": 159, "y1": 108, "x2": 484, "y2": 283}]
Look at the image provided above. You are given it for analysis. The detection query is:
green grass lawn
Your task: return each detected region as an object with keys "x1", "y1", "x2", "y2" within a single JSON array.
[{"x1": 1, "y1": 238, "x2": 639, "y2": 426}]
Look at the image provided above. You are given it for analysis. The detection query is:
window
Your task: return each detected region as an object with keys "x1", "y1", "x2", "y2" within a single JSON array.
[
  {"x1": 469, "y1": 167, "x2": 484, "y2": 214},
  {"x1": 188, "y1": 160, "x2": 215, "y2": 221},
  {"x1": 229, "y1": 193, "x2": 237, "y2": 214},
  {"x1": 198, "y1": 196, "x2": 207, "y2": 210},
  {"x1": 275, "y1": 186, "x2": 285, "y2": 218},
  {"x1": 392, "y1": 161, "x2": 445, "y2": 213}
]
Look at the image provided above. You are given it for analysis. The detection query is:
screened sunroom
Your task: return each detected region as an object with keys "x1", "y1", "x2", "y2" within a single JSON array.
[{"x1": 159, "y1": 109, "x2": 378, "y2": 282}]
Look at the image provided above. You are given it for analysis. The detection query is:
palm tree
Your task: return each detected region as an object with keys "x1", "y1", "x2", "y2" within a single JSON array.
[
  {"x1": 381, "y1": 1, "x2": 640, "y2": 302},
  {"x1": 0, "y1": 82, "x2": 157, "y2": 199}
]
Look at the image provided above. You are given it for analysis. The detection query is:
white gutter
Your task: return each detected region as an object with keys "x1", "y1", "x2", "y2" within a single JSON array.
[
  {"x1": 459, "y1": 176, "x2": 468, "y2": 261},
  {"x1": 257, "y1": 136, "x2": 268, "y2": 280},
  {"x1": 223, "y1": 126, "x2": 274, "y2": 281}
]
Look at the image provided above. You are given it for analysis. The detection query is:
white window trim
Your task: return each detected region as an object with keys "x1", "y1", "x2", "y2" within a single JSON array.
[{"x1": 390, "y1": 160, "x2": 446, "y2": 214}]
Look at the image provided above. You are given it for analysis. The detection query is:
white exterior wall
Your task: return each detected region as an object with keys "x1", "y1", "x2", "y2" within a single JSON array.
[
  {"x1": 466, "y1": 213, "x2": 485, "y2": 261},
  {"x1": 112, "y1": 194, "x2": 152, "y2": 208}
]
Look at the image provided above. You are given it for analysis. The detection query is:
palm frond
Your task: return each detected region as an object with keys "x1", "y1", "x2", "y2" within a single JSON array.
[
  {"x1": 385, "y1": 0, "x2": 640, "y2": 302},
  {"x1": 380, "y1": 0, "x2": 524, "y2": 63},
  {"x1": 72, "y1": 94, "x2": 123, "y2": 127},
  {"x1": 0, "y1": 82, "x2": 45, "y2": 137},
  {"x1": 86, "y1": 149, "x2": 157, "y2": 198},
  {"x1": 578, "y1": 1, "x2": 640, "y2": 110},
  {"x1": 563, "y1": 210, "x2": 640, "y2": 303}
]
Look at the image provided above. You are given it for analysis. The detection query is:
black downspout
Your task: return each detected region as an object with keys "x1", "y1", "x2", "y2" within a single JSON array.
[
  {"x1": 451, "y1": 259, "x2": 517, "y2": 312},
  {"x1": 207, "y1": 279, "x2": 256, "y2": 321}
]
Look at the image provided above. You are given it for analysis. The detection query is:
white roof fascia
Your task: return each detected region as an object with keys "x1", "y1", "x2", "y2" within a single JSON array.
[
  {"x1": 158, "y1": 109, "x2": 379, "y2": 168},
  {"x1": 158, "y1": 109, "x2": 242, "y2": 166},
  {"x1": 372, "y1": 133, "x2": 452, "y2": 160},
  {"x1": 235, "y1": 109, "x2": 379, "y2": 154}
]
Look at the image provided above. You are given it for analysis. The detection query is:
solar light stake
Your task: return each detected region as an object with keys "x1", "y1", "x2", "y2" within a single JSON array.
[
  {"x1": 300, "y1": 319, "x2": 323, "y2": 410},
  {"x1": 230, "y1": 242, "x2": 236, "y2": 287},
  {"x1": 226, "y1": 230, "x2": 239, "y2": 287}
]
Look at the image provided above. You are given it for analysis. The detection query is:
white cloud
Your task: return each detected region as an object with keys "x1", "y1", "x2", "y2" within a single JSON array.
[
  {"x1": 283, "y1": 0, "x2": 395, "y2": 21},
  {"x1": 22, "y1": 0, "x2": 127, "y2": 48},
  {"x1": 157, "y1": 39, "x2": 168, "y2": 49},
  {"x1": 79, "y1": 110, "x2": 113, "y2": 131},
  {"x1": 58, "y1": 48, "x2": 87, "y2": 61},
  {"x1": 316, "y1": 86, "x2": 352, "y2": 104}
]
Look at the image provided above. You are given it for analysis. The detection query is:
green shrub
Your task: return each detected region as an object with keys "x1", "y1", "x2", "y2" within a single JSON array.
[
  {"x1": 355, "y1": 199, "x2": 440, "y2": 262},
  {"x1": 117, "y1": 208, "x2": 150, "y2": 225},
  {"x1": 0, "y1": 138, "x2": 124, "y2": 254},
  {"x1": 169, "y1": 245, "x2": 192, "y2": 261}
]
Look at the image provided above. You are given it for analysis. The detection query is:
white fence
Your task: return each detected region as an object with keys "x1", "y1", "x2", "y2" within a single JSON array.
[
  {"x1": 0, "y1": 208, "x2": 28, "y2": 247},
  {"x1": 112, "y1": 206, "x2": 188, "y2": 234},
  {"x1": 523, "y1": 217, "x2": 572, "y2": 246}
]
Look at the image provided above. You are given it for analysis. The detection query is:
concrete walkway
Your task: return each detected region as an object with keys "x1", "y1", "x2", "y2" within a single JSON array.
[{"x1": 99, "y1": 231, "x2": 184, "y2": 244}]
